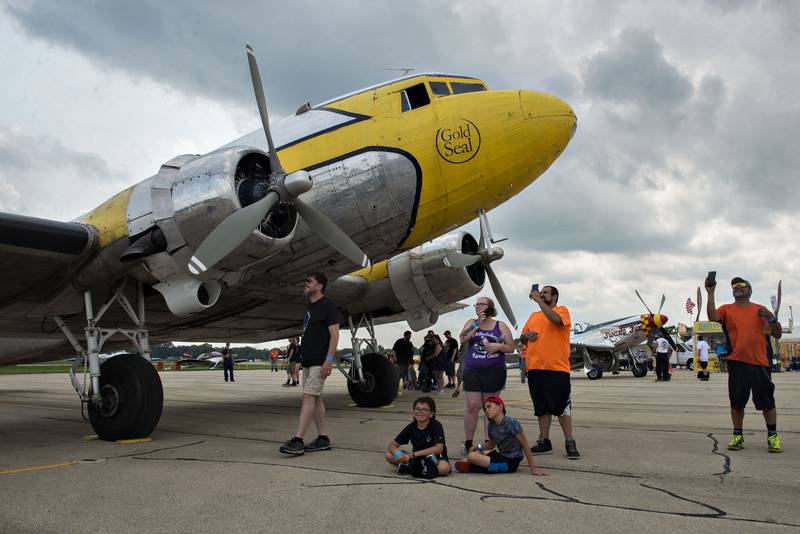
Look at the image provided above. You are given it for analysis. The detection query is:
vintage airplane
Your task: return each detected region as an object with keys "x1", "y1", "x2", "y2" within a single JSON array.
[
  {"x1": 177, "y1": 351, "x2": 247, "y2": 369},
  {"x1": 0, "y1": 45, "x2": 576, "y2": 440},
  {"x1": 570, "y1": 292, "x2": 676, "y2": 379}
]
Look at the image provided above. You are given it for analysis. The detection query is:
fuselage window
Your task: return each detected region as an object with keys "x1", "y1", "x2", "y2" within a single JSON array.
[
  {"x1": 451, "y1": 82, "x2": 486, "y2": 94},
  {"x1": 400, "y1": 83, "x2": 431, "y2": 112},
  {"x1": 429, "y1": 81, "x2": 451, "y2": 96}
]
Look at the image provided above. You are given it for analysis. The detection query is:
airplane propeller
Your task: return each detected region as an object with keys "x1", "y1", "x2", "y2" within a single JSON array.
[
  {"x1": 442, "y1": 209, "x2": 517, "y2": 329},
  {"x1": 634, "y1": 289, "x2": 676, "y2": 349},
  {"x1": 188, "y1": 45, "x2": 371, "y2": 275}
]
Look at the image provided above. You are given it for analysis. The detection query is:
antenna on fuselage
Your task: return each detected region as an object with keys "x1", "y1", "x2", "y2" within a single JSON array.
[{"x1": 384, "y1": 68, "x2": 415, "y2": 76}]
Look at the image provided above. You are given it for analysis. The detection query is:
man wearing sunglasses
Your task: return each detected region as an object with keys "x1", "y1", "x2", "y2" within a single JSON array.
[
  {"x1": 706, "y1": 276, "x2": 783, "y2": 453},
  {"x1": 280, "y1": 272, "x2": 339, "y2": 456}
]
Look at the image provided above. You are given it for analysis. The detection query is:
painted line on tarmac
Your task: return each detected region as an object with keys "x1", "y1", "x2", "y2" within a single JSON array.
[{"x1": 0, "y1": 461, "x2": 78, "y2": 476}]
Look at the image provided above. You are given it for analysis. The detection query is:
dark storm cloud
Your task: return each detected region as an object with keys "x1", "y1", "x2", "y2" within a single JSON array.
[
  {"x1": 582, "y1": 28, "x2": 692, "y2": 112},
  {"x1": 5, "y1": 0, "x2": 524, "y2": 115}
]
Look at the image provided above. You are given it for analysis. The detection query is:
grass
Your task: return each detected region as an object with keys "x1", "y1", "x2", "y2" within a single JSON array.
[{"x1": 0, "y1": 362, "x2": 288, "y2": 374}]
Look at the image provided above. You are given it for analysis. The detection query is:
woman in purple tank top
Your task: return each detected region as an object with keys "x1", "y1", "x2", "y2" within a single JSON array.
[{"x1": 457, "y1": 296, "x2": 515, "y2": 455}]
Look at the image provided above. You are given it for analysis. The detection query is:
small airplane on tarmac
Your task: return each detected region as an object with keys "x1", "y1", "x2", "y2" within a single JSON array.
[
  {"x1": 177, "y1": 351, "x2": 247, "y2": 369},
  {"x1": 0, "y1": 45, "x2": 576, "y2": 441},
  {"x1": 570, "y1": 291, "x2": 676, "y2": 379}
]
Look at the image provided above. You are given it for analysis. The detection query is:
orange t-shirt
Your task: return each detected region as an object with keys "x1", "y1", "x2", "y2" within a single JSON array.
[
  {"x1": 522, "y1": 306, "x2": 571, "y2": 372},
  {"x1": 716, "y1": 303, "x2": 769, "y2": 366}
]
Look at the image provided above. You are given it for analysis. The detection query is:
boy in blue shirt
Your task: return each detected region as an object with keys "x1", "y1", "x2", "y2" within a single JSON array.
[{"x1": 455, "y1": 395, "x2": 545, "y2": 475}]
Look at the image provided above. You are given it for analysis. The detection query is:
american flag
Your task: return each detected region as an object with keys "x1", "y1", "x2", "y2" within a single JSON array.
[{"x1": 685, "y1": 298, "x2": 695, "y2": 314}]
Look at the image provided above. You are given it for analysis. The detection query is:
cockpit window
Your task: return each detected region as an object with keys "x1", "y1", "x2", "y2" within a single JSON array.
[
  {"x1": 429, "y1": 81, "x2": 451, "y2": 96},
  {"x1": 400, "y1": 83, "x2": 431, "y2": 112},
  {"x1": 451, "y1": 82, "x2": 486, "y2": 94}
]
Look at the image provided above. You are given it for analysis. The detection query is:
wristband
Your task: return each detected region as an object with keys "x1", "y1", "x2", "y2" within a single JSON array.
[
  {"x1": 471, "y1": 321, "x2": 479, "y2": 329},
  {"x1": 325, "y1": 356, "x2": 334, "y2": 361}
]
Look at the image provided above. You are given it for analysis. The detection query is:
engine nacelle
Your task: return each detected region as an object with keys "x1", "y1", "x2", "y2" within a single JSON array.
[
  {"x1": 153, "y1": 277, "x2": 222, "y2": 317},
  {"x1": 332, "y1": 231, "x2": 485, "y2": 329},
  {"x1": 124, "y1": 146, "x2": 298, "y2": 280}
]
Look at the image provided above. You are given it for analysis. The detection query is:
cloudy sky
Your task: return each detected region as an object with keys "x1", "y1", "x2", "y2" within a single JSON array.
[{"x1": 1, "y1": 0, "x2": 798, "y2": 349}]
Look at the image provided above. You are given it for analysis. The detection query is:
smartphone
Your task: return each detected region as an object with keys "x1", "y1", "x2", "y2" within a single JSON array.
[
  {"x1": 531, "y1": 283, "x2": 539, "y2": 292},
  {"x1": 707, "y1": 271, "x2": 717, "y2": 285}
]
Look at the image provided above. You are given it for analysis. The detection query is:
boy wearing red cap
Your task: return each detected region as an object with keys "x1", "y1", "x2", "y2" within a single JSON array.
[{"x1": 455, "y1": 396, "x2": 544, "y2": 475}]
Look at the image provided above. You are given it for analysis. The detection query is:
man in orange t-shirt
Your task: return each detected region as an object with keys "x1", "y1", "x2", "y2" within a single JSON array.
[
  {"x1": 706, "y1": 276, "x2": 783, "y2": 453},
  {"x1": 520, "y1": 285, "x2": 579, "y2": 460}
]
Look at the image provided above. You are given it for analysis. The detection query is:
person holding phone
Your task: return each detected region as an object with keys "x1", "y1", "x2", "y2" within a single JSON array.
[
  {"x1": 458, "y1": 297, "x2": 515, "y2": 456},
  {"x1": 521, "y1": 285, "x2": 580, "y2": 459},
  {"x1": 705, "y1": 275, "x2": 783, "y2": 453}
]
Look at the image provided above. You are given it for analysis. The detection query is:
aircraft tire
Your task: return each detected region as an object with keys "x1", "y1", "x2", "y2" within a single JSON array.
[
  {"x1": 632, "y1": 365, "x2": 648, "y2": 378},
  {"x1": 587, "y1": 365, "x2": 603, "y2": 380},
  {"x1": 88, "y1": 354, "x2": 164, "y2": 441},
  {"x1": 347, "y1": 353, "x2": 399, "y2": 408}
]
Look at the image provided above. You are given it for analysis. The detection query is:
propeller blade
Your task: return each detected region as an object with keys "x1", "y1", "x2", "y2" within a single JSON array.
[
  {"x1": 188, "y1": 191, "x2": 279, "y2": 274},
  {"x1": 478, "y1": 209, "x2": 489, "y2": 250},
  {"x1": 485, "y1": 263, "x2": 517, "y2": 329},
  {"x1": 696, "y1": 286, "x2": 702, "y2": 322},
  {"x1": 657, "y1": 294, "x2": 665, "y2": 314},
  {"x1": 660, "y1": 327, "x2": 677, "y2": 350},
  {"x1": 634, "y1": 289, "x2": 654, "y2": 315},
  {"x1": 443, "y1": 252, "x2": 482, "y2": 268},
  {"x1": 245, "y1": 44, "x2": 284, "y2": 176},
  {"x1": 775, "y1": 280, "x2": 782, "y2": 318},
  {"x1": 294, "y1": 197, "x2": 370, "y2": 268}
]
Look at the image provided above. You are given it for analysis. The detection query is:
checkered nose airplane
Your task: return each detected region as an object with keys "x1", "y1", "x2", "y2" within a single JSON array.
[
  {"x1": 570, "y1": 292, "x2": 676, "y2": 379},
  {"x1": 0, "y1": 45, "x2": 576, "y2": 441}
]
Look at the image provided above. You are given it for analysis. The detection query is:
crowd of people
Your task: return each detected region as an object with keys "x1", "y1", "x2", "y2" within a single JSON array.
[{"x1": 269, "y1": 270, "x2": 783, "y2": 479}]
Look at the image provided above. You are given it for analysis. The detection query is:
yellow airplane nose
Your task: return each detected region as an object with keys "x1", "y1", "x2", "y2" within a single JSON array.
[
  {"x1": 518, "y1": 90, "x2": 577, "y2": 168},
  {"x1": 520, "y1": 90, "x2": 576, "y2": 121}
]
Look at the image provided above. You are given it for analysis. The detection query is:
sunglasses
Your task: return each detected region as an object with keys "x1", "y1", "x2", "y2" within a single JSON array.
[{"x1": 731, "y1": 283, "x2": 750, "y2": 289}]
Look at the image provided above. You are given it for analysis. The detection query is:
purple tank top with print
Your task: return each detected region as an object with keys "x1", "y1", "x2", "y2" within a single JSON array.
[{"x1": 464, "y1": 321, "x2": 505, "y2": 370}]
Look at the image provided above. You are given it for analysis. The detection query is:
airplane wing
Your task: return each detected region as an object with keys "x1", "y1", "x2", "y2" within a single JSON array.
[
  {"x1": 0, "y1": 213, "x2": 97, "y2": 307},
  {"x1": 177, "y1": 358, "x2": 218, "y2": 368}
]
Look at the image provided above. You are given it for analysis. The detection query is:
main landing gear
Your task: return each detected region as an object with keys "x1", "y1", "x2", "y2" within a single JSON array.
[
  {"x1": 338, "y1": 313, "x2": 398, "y2": 407},
  {"x1": 53, "y1": 278, "x2": 163, "y2": 441}
]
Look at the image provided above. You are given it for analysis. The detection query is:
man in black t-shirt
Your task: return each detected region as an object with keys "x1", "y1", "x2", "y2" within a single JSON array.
[
  {"x1": 279, "y1": 272, "x2": 339, "y2": 456},
  {"x1": 392, "y1": 331, "x2": 414, "y2": 389},
  {"x1": 444, "y1": 330, "x2": 459, "y2": 388},
  {"x1": 221, "y1": 343, "x2": 234, "y2": 382}
]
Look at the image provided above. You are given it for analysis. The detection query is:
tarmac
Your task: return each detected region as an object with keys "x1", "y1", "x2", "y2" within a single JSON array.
[{"x1": 1, "y1": 367, "x2": 798, "y2": 533}]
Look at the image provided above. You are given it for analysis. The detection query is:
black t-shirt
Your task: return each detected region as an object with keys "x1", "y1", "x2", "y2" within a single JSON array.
[
  {"x1": 394, "y1": 419, "x2": 447, "y2": 457},
  {"x1": 286, "y1": 344, "x2": 300, "y2": 362},
  {"x1": 300, "y1": 296, "x2": 338, "y2": 367},
  {"x1": 445, "y1": 338, "x2": 459, "y2": 360},
  {"x1": 392, "y1": 338, "x2": 414, "y2": 365}
]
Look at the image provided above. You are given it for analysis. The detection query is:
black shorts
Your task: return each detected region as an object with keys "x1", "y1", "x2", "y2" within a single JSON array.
[
  {"x1": 463, "y1": 366, "x2": 506, "y2": 393},
  {"x1": 728, "y1": 360, "x2": 775, "y2": 410},
  {"x1": 699, "y1": 360, "x2": 708, "y2": 370},
  {"x1": 446, "y1": 361, "x2": 456, "y2": 377},
  {"x1": 484, "y1": 451, "x2": 521, "y2": 473},
  {"x1": 527, "y1": 370, "x2": 571, "y2": 416}
]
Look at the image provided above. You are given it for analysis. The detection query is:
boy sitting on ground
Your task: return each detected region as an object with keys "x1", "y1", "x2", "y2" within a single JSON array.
[
  {"x1": 455, "y1": 395, "x2": 545, "y2": 476},
  {"x1": 385, "y1": 396, "x2": 451, "y2": 478}
]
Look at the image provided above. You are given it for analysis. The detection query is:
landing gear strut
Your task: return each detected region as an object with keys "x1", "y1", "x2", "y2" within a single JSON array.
[
  {"x1": 338, "y1": 313, "x2": 398, "y2": 407},
  {"x1": 53, "y1": 278, "x2": 163, "y2": 441}
]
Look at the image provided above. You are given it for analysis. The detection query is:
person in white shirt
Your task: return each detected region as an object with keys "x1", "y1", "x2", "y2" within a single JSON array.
[
  {"x1": 696, "y1": 335, "x2": 711, "y2": 381},
  {"x1": 654, "y1": 333, "x2": 672, "y2": 382}
]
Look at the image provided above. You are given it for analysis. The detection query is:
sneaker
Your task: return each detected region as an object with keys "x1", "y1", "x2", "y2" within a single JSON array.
[
  {"x1": 455, "y1": 460, "x2": 472, "y2": 473},
  {"x1": 396, "y1": 462, "x2": 410, "y2": 474},
  {"x1": 565, "y1": 439, "x2": 580, "y2": 460},
  {"x1": 727, "y1": 434, "x2": 745, "y2": 451},
  {"x1": 767, "y1": 434, "x2": 782, "y2": 453},
  {"x1": 304, "y1": 436, "x2": 332, "y2": 452},
  {"x1": 531, "y1": 438, "x2": 553, "y2": 455},
  {"x1": 281, "y1": 381, "x2": 291, "y2": 387},
  {"x1": 279, "y1": 437, "x2": 305, "y2": 456}
]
